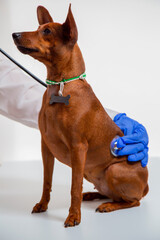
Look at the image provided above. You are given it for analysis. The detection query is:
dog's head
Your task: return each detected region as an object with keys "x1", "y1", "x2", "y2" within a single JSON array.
[{"x1": 12, "y1": 5, "x2": 78, "y2": 65}]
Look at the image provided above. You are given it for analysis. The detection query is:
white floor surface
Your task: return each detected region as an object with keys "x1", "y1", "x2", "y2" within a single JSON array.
[{"x1": 0, "y1": 157, "x2": 160, "y2": 240}]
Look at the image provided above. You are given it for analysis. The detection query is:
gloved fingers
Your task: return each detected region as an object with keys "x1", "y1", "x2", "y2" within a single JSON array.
[
  {"x1": 116, "y1": 137, "x2": 126, "y2": 148},
  {"x1": 117, "y1": 131, "x2": 145, "y2": 146},
  {"x1": 124, "y1": 126, "x2": 134, "y2": 136},
  {"x1": 116, "y1": 136, "x2": 144, "y2": 148},
  {"x1": 128, "y1": 150, "x2": 145, "y2": 162},
  {"x1": 117, "y1": 143, "x2": 145, "y2": 156},
  {"x1": 141, "y1": 153, "x2": 148, "y2": 167},
  {"x1": 127, "y1": 148, "x2": 148, "y2": 167}
]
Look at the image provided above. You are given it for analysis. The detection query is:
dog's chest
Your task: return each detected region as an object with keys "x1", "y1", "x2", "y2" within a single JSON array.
[{"x1": 39, "y1": 103, "x2": 74, "y2": 165}]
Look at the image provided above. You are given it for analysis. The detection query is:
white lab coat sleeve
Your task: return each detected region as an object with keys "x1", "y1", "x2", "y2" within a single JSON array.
[
  {"x1": 104, "y1": 108, "x2": 119, "y2": 120},
  {"x1": 0, "y1": 53, "x2": 45, "y2": 129}
]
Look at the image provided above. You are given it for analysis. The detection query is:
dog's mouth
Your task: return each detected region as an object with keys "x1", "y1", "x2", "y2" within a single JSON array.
[{"x1": 17, "y1": 46, "x2": 39, "y2": 54}]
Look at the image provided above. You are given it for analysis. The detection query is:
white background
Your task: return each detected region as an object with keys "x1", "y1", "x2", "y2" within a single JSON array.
[{"x1": 0, "y1": 0, "x2": 159, "y2": 161}]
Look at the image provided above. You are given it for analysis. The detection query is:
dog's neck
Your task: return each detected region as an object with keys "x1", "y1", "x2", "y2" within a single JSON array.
[{"x1": 46, "y1": 44, "x2": 85, "y2": 83}]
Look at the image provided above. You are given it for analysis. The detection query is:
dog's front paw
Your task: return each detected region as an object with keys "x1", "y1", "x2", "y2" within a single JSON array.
[
  {"x1": 32, "y1": 202, "x2": 48, "y2": 213},
  {"x1": 64, "y1": 213, "x2": 80, "y2": 228}
]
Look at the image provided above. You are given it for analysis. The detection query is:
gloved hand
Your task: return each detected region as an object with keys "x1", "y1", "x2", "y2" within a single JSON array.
[{"x1": 112, "y1": 113, "x2": 149, "y2": 167}]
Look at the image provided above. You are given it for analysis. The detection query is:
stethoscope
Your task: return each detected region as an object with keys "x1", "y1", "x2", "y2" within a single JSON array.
[
  {"x1": 0, "y1": 48, "x2": 47, "y2": 88},
  {"x1": 0, "y1": 48, "x2": 121, "y2": 157}
]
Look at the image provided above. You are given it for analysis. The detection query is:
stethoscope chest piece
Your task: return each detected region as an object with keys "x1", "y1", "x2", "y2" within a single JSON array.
[{"x1": 110, "y1": 135, "x2": 122, "y2": 157}]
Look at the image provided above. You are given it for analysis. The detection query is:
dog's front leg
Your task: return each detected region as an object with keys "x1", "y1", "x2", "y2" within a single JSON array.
[
  {"x1": 64, "y1": 143, "x2": 88, "y2": 227},
  {"x1": 32, "y1": 138, "x2": 55, "y2": 213}
]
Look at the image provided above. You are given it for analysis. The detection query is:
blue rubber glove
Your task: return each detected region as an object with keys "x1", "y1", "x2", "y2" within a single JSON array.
[{"x1": 112, "y1": 113, "x2": 149, "y2": 167}]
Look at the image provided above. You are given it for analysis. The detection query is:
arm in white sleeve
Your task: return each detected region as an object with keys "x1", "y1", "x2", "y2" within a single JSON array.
[
  {"x1": 0, "y1": 53, "x2": 45, "y2": 129},
  {"x1": 104, "y1": 108, "x2": 118, "y2": 120}
]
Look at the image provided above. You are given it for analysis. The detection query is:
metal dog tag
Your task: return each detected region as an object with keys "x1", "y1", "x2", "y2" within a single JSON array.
[{"x1": 50, "y1": 94, "x2": 70, "y2": 105}]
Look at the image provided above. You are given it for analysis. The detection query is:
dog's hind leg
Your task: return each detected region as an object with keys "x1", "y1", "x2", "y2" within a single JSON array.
[
  {"x1": 96, "y1": 200, "x2": 140, "y2": 212},
  {"x1": 32, "y1": 138, "x2": 55, "y2": 213},
  {"x1": 96, "y1": 161, "x2": 148, "y2": 213},
  {"x1": 82, "y1": 192, "x2": 108, "y2": 201}
]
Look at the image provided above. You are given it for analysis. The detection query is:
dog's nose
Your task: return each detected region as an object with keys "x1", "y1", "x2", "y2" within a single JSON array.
[{"x1": 12, "y1": 32, "x2": 21, "y2": 40}]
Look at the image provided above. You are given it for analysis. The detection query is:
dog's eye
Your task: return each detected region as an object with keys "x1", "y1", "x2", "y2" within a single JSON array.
[{"x1": 43, "y1": 28, "x2": 51, "y2": 35}]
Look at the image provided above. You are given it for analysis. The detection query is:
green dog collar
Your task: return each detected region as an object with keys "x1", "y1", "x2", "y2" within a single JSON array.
[
  {"x1": 46, "y1": 72, "x2": 86, "y2": 85},
  {"x1": 46, "y1": 72, "x2": 86, "y2": 96}
]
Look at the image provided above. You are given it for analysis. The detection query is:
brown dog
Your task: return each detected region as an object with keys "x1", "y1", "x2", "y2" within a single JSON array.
[{"x1": 12, "y1": 5, "x2": 148, "y2": 227}]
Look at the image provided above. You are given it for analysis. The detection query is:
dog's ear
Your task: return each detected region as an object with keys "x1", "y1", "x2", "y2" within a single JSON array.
[
  {"x1": 62, "y1": 4, "x2": 78, "y2": 47},
  {"x1": 37, "y1": 6, "x2": 53, "y2": 25}
]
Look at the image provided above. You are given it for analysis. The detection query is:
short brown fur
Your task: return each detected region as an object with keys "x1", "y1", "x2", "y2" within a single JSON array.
[{"x1": 12, "y1": 5, "x2": 148, "y2": 227}]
